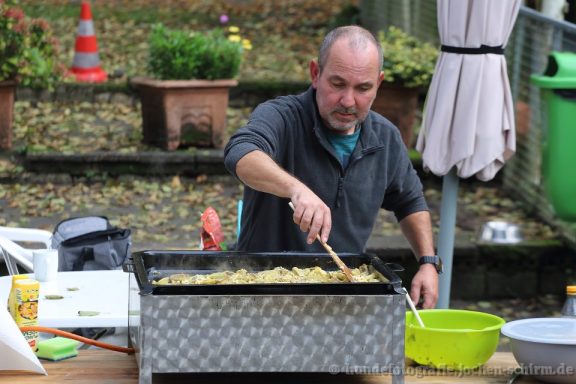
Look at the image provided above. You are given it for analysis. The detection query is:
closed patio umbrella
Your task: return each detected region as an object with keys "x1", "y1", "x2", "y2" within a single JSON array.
[{"x1": 416, "y1": 0, "x2": 521, "y2": 308}]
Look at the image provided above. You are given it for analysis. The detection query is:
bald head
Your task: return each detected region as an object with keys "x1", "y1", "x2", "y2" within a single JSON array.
[{"x1": 318, "y1": 25, "x2": 383, "y2": 73}]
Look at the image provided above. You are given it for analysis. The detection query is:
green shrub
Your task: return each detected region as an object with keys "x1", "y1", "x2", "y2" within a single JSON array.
[
  {"x1": 147, "y1": 23, "x2": 243, "y2": 80},
  {"x1": 0, "y1": 0, "x2": 63, "y2": 89},
  {"x1": 379, "y1": 26, "x2": 438, "y2": 89}
]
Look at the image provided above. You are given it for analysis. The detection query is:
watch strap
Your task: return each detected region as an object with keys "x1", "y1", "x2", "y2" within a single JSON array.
[{"x1": 419, "y1": 255, "x2": 443, "y2": 274}]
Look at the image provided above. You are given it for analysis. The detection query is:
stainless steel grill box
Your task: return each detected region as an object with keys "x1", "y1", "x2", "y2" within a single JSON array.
[{"x1": 124, "y1": 251, "x2": 406, "y2": 384}]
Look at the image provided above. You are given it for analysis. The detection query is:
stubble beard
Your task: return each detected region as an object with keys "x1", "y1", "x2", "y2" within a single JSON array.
[{"x1": 327, "y1": 108, "x2": 361, "y2": 133}]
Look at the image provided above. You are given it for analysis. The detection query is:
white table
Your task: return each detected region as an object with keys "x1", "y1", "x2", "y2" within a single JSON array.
[{"x1": 0, "y1": 270, "x2": 130, "y2": 328}]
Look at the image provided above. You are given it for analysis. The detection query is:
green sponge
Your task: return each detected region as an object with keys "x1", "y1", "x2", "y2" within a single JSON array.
[{"x1": 35, "y1": 337, "x2": 80, "y2": 361}]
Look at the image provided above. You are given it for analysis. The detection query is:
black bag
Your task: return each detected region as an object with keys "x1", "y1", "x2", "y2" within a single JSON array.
[{"x1": 52, "y1": 216, "x2": 132, "y2": 271}]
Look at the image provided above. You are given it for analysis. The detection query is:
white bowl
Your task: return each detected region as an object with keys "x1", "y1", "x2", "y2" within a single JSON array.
[
  {"x1": 501, "y1": 318, "x2": 576, "y2": 383},
  {"x1": 479, "y1": 221, "x2": 523, "y2": 243}
]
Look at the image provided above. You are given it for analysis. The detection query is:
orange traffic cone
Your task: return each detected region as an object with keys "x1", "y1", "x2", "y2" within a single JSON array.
[{"x1": 69, "y1": 1, "x2": 107, "y2": 82}]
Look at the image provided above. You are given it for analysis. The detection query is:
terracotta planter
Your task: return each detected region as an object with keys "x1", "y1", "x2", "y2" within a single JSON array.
[
  {"x1": 371, "y1": 82, "x2": 420, "y2": 149},
  {"x1": 515, "y1": 100, "x2": 531, "y2": 136},
  {"x1": 131, "y1": 77, "x2": 238, "y2": 151},
  {"x1": 0, "y1": 80, "x2": 17, "y2": 150}
]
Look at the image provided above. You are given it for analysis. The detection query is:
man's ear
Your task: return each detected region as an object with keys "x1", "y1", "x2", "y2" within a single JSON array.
[
  {"x1": 377, "y1": 71, "x2": 384, "y2": 87},
  {"x1": 310, "y1": 59, "x2": 320, "y2": 88}
]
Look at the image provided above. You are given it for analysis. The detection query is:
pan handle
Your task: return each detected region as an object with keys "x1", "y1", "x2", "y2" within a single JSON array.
[
  {"x1": 128, "y1": 251, "x2": 154, "y2": 295},
  {"x1": 368, "y1": 254, "x2": 403, "y2": 287},
  {"x1": 385, "y1": 262, "x2": 405, "y2": 273},
  {"x1": 374, "y1": 259, "x2": 406, "y2": 295},
  {"x1": 122, "y1": 254, "x2": 134, "y2": 273}
]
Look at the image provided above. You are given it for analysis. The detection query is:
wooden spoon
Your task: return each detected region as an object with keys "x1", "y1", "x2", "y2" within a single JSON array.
[{"x1": 288, "y1": 202, "x2": 354, "y2": 282}]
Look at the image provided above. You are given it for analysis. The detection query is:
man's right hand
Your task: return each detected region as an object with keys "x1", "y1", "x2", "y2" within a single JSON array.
[
  {"x1": 290, "y1": 191, "x2": 332, "y2": 244},
  {"x1": 236, "y1": 151, "x2": 332, "y2": 244}
]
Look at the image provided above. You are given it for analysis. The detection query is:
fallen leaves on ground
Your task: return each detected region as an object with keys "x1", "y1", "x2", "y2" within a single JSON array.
[
  {"x1": 11, "y1": 100, "x2": 251, "y2": 154},
  {"x1": 375, "y1": 184, "x2": 557, "y2": 241},
  {"x1": 0, "y1": 175, "x2": 244, "y2": 250}
]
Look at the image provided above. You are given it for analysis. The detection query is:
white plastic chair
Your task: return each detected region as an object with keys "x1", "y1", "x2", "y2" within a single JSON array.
[{"x1": 0, "y1": 226, "x2": 53, "y2": 275}]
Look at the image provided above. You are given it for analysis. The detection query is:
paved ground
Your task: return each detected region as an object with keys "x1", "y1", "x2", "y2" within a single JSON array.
[{"x1": 0, "y1": 172, "x2": 558, "y2": 250}]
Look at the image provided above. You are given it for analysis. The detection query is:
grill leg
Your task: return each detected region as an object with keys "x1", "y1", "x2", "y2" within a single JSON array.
[
  {"x1": 392, "y1": 372, "x2": 404, "y2": 384},
  {"x1": 138, "y1": 325, "x2": 152, "y2": 384},
  {"x1": 138, "y1": 369, "x2": 151, "y2": 384}
]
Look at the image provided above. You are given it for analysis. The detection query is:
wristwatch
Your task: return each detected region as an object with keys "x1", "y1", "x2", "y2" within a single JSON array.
[{"x1": 419, "y1": 255, "x2": 443, "y2": 274}]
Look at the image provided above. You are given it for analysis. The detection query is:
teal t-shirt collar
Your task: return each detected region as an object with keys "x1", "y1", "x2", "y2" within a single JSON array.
[{"x1": 326, "y1": 127, "x2": 361, "y2": 168}]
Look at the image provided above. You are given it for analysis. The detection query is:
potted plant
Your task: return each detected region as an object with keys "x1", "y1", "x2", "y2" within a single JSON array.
[
  {"x1": 0, "y1": 0, "x2": 62, "y2": 150},
  {"x1": 131, "y1": 23, "x2": 248, "y2": 150},
  {"x1": 373, "y1": 26, "x2": 438, "y2": 148}
]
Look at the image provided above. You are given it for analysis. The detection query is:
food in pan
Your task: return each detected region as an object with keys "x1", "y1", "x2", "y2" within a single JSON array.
[{"x1": 153, "y1": 264, "x2": 386, "y2": 285}]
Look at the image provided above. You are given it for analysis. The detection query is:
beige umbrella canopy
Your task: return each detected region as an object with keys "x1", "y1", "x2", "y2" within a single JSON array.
[
  {"x1": 417, "y1": 0, "x2": 519, "y2": 180},
  {"x1": 416, "y1": 0, "x2": 521, "y2": 307}
]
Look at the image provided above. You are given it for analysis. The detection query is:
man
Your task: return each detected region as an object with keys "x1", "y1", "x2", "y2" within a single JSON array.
[{"x1": 224, "y1": 25, "x2": 438, "y2": 308}]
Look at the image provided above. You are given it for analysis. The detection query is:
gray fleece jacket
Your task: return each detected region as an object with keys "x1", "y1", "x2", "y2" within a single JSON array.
[{"x1": 224, "y1": 86, "x2": 428, "y2": 253}]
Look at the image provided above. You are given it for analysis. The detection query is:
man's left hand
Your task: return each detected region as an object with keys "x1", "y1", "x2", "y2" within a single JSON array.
[{"x1": 410, "y1": 264, "x2": 438, "y2": 309}]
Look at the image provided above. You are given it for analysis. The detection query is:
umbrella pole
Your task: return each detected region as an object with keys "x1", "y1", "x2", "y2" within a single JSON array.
[{"x1": 437, "y1": 168, "x2": 459, "y2": 309}]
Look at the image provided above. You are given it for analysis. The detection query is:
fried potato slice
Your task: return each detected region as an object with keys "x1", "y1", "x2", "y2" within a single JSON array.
[{"x1": 153, "y1": 264, "x2": 387, "y2": 285}]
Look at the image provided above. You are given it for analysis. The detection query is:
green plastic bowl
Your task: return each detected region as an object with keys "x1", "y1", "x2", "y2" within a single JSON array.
[{"x1": 405, "y1": 309, "x2": 505, "y2": 370}]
